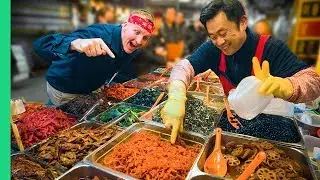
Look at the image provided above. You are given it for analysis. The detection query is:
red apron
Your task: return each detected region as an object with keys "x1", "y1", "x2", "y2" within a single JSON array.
[{"x1": 218, "y1": 35, "x2": 270, "y2": 96}]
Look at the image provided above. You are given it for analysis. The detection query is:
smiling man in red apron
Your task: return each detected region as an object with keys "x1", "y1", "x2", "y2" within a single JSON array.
[{"x1": 161, "y1": 0, "x2": 320, "y2": 144}]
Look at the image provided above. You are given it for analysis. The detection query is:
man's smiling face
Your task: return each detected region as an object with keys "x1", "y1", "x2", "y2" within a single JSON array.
[
  {"x1": 121, "y1": 21, "x2": 152, "y2": 54},
  {"x1": 206, "y1": 11, "x2": 247, "y2": 55}
]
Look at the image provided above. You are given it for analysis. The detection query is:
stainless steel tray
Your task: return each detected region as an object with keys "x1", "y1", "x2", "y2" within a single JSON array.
[
  {"x1": 84, "y1": 122, "x2": 206, "y2": 180},
  {"x1": 141, "y1": 92, "x2": 223, "y2": 120},
  {"x1": 188, "y1": 92, "x2": 225, "y2": 113},
  {"x1": 56, "y1": 162, "x2": 134, "y2": 180},
  {"x1": 122, "y1": 78, "x2": 153, "y2": 89},
  {"x1": 188, "y1": 81, "x2": 224, "y2": 96},
  {"x1": 11, "y1": 109, "x2": 79, "y2": 150},
  {"x1": 189, "y1": 131, "x2": 317, "y2": 180},
  {"x1": 216, "y1": 109, "x2": 305, "y2": 149},
  {"x1": 141, "y1": 94, "x2": 220, "y2": 137},
  {"x1": 124, "y1": 88, "x2": 168, "y2": 108},
  {"x1": 26, "y1": 121, "x2": 122, "y2": 172},
  {"x1": 189, "y1": 174, "x2": 224, "y2": 180},
  {"x1": 139, "y1": 101, "x2": 166, "y2": 121},
  {"x1": 89, "y1": 102, "x2": 149, "y2": 124},
  {"x1": 151, "y1": 67, "x2": 171, "y2": 76},
  {"x1": 149, "y1": 81, "x2": 169, "y2": 92},
  {"x1": 11, "y1": 153, "x2": 62, "y2": 179}
]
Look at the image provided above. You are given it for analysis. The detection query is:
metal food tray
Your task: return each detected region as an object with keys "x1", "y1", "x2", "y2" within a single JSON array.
[
  {"x1": 84, "y1": 98, "x2": 122, "y2": 122},
  {"x1": 139, "y1": 100, "x2": 166, "y2": 121},
  {"x1": 149, "y1": 81, "x2": 169, "y2": 92},
  {"x1": 124, "y1": 89, "x2": 167, "y2": 108},
  {"x1": 25, "y1": 121, "x2": 121, "y2": 172},
  {"x1": 56, "y1": 94, "x2": 117, "y2": 119},
  {"x1": 11, "y1": 153, "x2": 62, "y2": 179},
  {"x1": 90, "y1": 105, "x2": 149, "y2": 129},
  {"x1": 137, "y1": 73, "x2": 164, "y2": 82},
  {"x1": 188, "y1": 92, "x2": 225, "y2": 114},
  {"x1": 188, "y1": 81, "x2": 224, "y2": 96},
  {"x1": 151, "y1": 67, "x2": 171, "y2": 76},
  {"x1": 88, "y1": 102, "x2": 149, "y2": 124},
  {"x1": 141, "y1": 95, "x2": 220, "y2": 137},
  {"x1": 189, "y1": 131, "x2": 317, "y2": 180},
  {"x1": 56, "y1": 162, "x2": 133, "y2": 180},
  {"x1": 84, "y1": 122, "x2": 206, "y2": 180},
  {"x1": 190, "y1": 79, "x2": 221, "y2": 85},
  {"x1": 11, "y1": 111, "x2": 79, "y2": 151},
  {"x1": 122, "y1": 78, "x2": 153, "y2": 89},
  {"x1": 216, "y1": 109, "x2": 305, "y2": 149}
]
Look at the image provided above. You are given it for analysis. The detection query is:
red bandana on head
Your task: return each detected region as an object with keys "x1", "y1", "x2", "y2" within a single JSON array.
[{"x1": 128, "y1": 15, "x2": 155, "y2": 34}]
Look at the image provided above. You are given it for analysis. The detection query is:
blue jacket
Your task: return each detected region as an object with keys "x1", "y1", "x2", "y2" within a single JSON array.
[{"x1": 33, "y1": 24, "x2": 139, "y2": 94}]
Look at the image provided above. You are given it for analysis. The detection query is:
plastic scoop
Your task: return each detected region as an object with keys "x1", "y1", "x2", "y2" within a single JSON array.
[
  {"x1": 236, "y1": 151, "x2": 266, "y2": 180},
  {"x1": 204, "y1": 128, "x2": 227, "y2": 177}
]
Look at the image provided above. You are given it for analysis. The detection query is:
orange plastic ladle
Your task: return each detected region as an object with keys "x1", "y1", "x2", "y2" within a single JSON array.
[
  {"x1": 236, "y1": 151, "x2": 267, "y2": 180},
  {"x1": 204, "y1": 128, "x2": 227, "y2": 177}
]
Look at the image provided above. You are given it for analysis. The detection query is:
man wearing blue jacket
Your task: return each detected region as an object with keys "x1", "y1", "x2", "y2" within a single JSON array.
[{"x1": 33, "y1": 10, "x2": 155, "y2": 105}]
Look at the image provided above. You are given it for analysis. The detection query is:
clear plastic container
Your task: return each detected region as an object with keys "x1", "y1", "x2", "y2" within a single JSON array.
[{"x1": 228, "y1": 76, "x2": 273, "y2": 120}]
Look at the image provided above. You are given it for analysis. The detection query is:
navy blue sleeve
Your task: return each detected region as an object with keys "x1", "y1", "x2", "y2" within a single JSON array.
[
  {"x1": 187, "y1": 40, "x2": 219, "y2": 75},
  {"x1": 33, "y1": 24, "x2": 112, "y2": 61},
  {"x1": 263, "y1": 37, "x2": 309, "y2": 78}
]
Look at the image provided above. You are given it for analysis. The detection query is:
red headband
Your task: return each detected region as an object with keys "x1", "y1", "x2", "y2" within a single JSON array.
[{"x1": 128, "y1": 15, "x2": 155, "y2": 34}]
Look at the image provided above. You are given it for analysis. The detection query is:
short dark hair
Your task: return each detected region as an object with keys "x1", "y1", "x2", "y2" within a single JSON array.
[{"x1": 200, "y1": 0, "x2": 245, "y2": 29}]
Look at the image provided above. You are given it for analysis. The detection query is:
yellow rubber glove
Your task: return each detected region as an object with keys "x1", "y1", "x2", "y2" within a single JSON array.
[
  {"x1": 252, "y1": 57, "x2": 293, "y2": 100},
  {"x1": 316, "y1": 53, "x2": 320, "y2": 75},
  {"x1": 161, "y1": 80, "x2": 187, "y2": 144}
]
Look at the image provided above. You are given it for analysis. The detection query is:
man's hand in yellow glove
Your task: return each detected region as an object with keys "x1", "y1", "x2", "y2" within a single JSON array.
[
  {"x1": 161, "y1": 80, "x2": 187, "y2": 144},
  {"x1": 252, "y1": 57, "x2": 293, "y2": 100}
]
